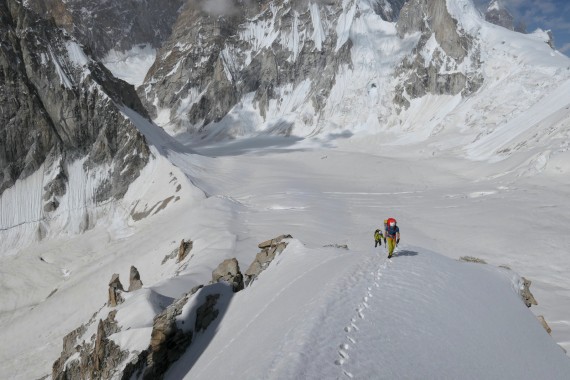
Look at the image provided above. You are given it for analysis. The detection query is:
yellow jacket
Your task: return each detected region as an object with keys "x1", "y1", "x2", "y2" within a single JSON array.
[{"x1": 374, "y1": 230, "x2": 384, "y2": 241}]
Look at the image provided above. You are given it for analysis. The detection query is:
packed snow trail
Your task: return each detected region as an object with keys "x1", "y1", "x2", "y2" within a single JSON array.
[{"x1": 166, "y1": 242, "x2": 570, "y2": 379}]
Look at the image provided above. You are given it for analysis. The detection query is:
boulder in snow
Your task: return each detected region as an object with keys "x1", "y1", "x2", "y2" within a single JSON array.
[
  {"x1": 177, "y1": 239, "x2": 193, "y2": 262},
  {"x1": 108, "y1": 274, "x2": 125, "y2": 307},
  {"x1": 128, "y1": 266, "x2": 143, "y2": 292},
  {"x1": 212, "y1": 258, "x2": 244, "y2": 292},
  {"x1": 521, "y1": 277, "x2": 538, "y2": 307}
]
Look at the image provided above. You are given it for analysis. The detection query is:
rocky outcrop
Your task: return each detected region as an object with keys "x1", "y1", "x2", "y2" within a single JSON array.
[
  {"x1": 245, "y1": 234, "x2": 291, "y2": 286},
  {"x1": 484, "y1": 0, "x2": 515, "y2": 31},
  {"x1": 178, "y1": 239, "x2": 193, "y2": 262},
  {"x1": 394, "y1": 0, "x2": 483, "y2": 110},
  {"x1": 538, "y1": 315, "x2": 552, "y2": 335},
  {"x1": 0, "y1": 0, "x2": 150, "y2": 205},
  {"x1": 459, "y1": 256, "x2": 487, "y2": 264},
  {"x1": 140, "y1": 287, "x2": 200, "y2": 380},
  {"x1": 128, "y1": 266, "x2": 144, "y2": 292},
  {"x1": 108, "y1": 274, "x2": 125, "y2": 307},
  {"x1": 52, "y1": 311, "x2": 125, "y2": 380},
  {"x1": 521, "y1": 277, "x2": 538, "y2": 307},
  {"x1": 212, "y1": 258, "x2": 244, "y2": 292},
  {"x1": 53, "y1": 236, "x2": 294, "y2": 379},
  {"x1": 51, "y1": 324, "x2": 87, "y2": 377}
]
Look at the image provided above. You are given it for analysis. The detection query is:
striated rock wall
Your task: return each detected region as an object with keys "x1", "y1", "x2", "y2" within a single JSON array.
[{"x1": 0, "y1": 0, "x2": 150, "y2": 214}]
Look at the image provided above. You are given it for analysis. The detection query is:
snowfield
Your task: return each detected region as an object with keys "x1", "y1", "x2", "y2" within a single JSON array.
[{"x1": 1, "y1": 141, "x2": 570, "y2": 379}]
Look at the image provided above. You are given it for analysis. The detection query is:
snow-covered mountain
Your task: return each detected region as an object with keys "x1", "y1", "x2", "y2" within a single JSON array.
[
  {"x1": 0, "y1": 0, "x2": 169, "y2": 254},
  {"x1": 1, "y1": 0, "x2": 570, "y2": 378}
]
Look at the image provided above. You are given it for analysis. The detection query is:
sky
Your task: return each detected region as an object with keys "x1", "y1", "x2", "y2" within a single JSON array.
[{"x1": 474, "y1": 0, "x2": 570, "y2": 54}]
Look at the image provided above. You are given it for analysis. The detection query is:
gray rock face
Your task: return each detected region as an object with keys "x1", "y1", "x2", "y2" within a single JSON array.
[
  {"x1": 484, "y1": 0, "x2": 515, "y2": 31},
  {"x1": 140, "y1": 0, "x2": 353, "y2": 135},
  {"x1": 394, "y1": 0, "x2": 483, "y2": 110},
  {"x1": 23, "y1": 0, "x2": 184, "y2": 59},
  {"x1": 142, "y1": 290, "x2": 197, "y2": 379},
  {"x1": 0, "y1": 0, "x2": 150, "y2": 221},
  {"x1": 212, "y1": 258, "x2": 244, "y2": 292},
  {"x1": 128, "y1": 266, "x2": 144, "y2": 292},
  {"x1": 371, "y1": 0, "x2": 409, "y2": 22}
]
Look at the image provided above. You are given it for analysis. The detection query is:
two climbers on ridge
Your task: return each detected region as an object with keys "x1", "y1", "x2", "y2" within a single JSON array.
[{"x1": 375, "y1": 218, "x2": 400, "y2": 259}]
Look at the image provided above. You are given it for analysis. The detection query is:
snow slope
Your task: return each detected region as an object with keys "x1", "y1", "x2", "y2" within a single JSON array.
[
  {"x1": 168, "y1": 242, "x2": 570, "y2": 379},
  {"x1": 2, "y1": 128, "x2": 570, "y2": 379}
]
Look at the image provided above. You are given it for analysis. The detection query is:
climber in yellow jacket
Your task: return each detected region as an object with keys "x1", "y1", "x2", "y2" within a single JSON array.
[{"x1": 374, "y1": 229, "x2": 384, "y2": 247}]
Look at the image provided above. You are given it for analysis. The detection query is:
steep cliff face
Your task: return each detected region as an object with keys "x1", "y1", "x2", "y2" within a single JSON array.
[
  {"x1": 0, "y1": 0, "x2": 150, "y2": 242},
  {"x1": 139, "y1": 0, "x2": 413, "y2": 136},
  {"x1": 23, "y1": 0, "x2": 184, "y2": 59},
  {"x1": 393, "y1": 0, "x2": 483, "y2": 110}
]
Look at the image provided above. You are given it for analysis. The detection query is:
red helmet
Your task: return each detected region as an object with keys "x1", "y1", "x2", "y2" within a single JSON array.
[{"x1": 387, "y1": 218, "x2": 397, "y2": 227}]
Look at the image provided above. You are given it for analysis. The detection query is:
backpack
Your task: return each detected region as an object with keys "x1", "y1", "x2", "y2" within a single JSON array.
[{"x1": 386, "y1": 218, "x2": 398, "y2": 237}]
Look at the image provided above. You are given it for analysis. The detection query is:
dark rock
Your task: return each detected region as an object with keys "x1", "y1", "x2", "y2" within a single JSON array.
[
  {"x1": 108, "y1": 274, "x2": 125, "y2": 307},
  {"x1": 521, "y1": 277, "x2": 538, "y2": 307},
  {"x1": 459, "y1": 256, "x2": 487, "y2": 264},
  {"x1": 0, "y1": 0, "x2": 150, "y2": 205},
  {"x1": 43, "y1": 200, "x2": 60, "y2": 213},
  {"x1": 195, "y1": 294, "x2": 221, "y2": 332},
  {"x1": 52, "y1": 311, "x2": 125, "y2": 380},
  {"x1": 178, "y1": 239, "x2": 193, "y2": 262},
  {"x1": 24, "y1": 0, "x2": 184, "y2": 60},
  {"x1": 324, "y1": 244, "x2": 349, "y2": 249},
  {"x1": 128, "y1": 266, "x2": 143, "y2": 292},
  {"x1": 485, "y1": 0, "x2": 515, "y2": 31},
  {"x1": 141, "y1": 285, "x2": 203, "y2": 380}
]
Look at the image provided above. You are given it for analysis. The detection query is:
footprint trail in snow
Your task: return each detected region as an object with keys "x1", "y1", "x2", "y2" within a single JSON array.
[{"x1": 335, "y1": 253, "x2": 392, "y2": 378}]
